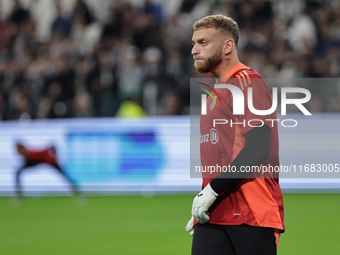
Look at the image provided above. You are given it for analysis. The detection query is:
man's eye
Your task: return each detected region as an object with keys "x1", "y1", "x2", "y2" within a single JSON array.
[{"x1": 201, "y1": 42, "x2": 207, "y2": 45}]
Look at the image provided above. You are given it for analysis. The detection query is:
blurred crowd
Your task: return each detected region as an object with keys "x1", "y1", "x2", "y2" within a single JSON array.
[{"x1": 0, "y1": 0, "x2": 340, "y2": 121}]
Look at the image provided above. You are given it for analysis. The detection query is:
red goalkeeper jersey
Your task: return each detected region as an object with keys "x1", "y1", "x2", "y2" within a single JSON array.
[
  {"x1": 22, "y1": 147, "x2": 57, "y2": 165},
  {"x1": 198, "y1": 63, "x2": 285, "y2": 231}
]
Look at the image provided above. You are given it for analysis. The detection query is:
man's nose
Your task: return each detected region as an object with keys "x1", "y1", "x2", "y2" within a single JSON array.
[{"x1": 191, "y1": 44, "x2": 199, "y2": 56}]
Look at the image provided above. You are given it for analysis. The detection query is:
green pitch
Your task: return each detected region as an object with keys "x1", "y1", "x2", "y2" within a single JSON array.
[{"x1": 0, "y1": 193, "x2": 339, "y2": 255}]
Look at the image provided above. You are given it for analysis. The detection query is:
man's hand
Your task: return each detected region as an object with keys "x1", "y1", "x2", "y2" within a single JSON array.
[
  {"x1": 185, "y1": 216, "x2": 195, "y2": 236},
  {"x1": 191, "y1": 183, "x2": 218, "y2": 223}
]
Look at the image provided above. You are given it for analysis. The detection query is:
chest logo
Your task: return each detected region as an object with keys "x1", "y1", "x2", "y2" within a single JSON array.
[{"x1": 210, "y1": 128, "x2": 219, "y2": 144}]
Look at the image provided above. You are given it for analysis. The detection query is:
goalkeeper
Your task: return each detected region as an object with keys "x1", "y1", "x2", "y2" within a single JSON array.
[
  {"x1": 15, "y1": 142, "x2": 79, "y2": 198},
  {"x1": 187, "y1": 15, "x2": 284, "y2": 255}
]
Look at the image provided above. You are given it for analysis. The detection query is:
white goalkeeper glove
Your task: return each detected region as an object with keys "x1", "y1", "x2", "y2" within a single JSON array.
[
  {"x1": 191, "y1": 183, "x2": 218, "y2": 224},
  {"x1": 185, "y1": 216, "x2": 195, "y2": 236}
]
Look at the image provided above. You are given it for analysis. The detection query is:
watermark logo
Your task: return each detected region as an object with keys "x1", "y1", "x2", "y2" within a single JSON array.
[
  {"x1": 210, "y1": 96, "x2": 217, "y2": 110},
  {"x1": 196, "y1": 83, "x2": 312, "y2": 128},
  {"x1": 199, "y1": 84, "x2": 312, "y2": 116},
  {"x1": 197, "y1": 82, "x2": 222, "y2": 114}
]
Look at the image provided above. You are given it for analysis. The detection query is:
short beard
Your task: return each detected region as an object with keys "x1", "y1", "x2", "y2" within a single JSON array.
[{"x1": 194, "y1": 48, "x2": 222, "y2": 73}]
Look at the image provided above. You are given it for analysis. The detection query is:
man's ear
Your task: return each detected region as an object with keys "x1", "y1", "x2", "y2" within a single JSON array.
[{"x1": 223, "y1": 39, "x2": 234, "y2": 55}]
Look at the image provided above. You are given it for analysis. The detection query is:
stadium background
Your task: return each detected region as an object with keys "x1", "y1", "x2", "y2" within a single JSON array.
[{"x1": 0, "y1": 0, "x2": 340, "y2": 254}]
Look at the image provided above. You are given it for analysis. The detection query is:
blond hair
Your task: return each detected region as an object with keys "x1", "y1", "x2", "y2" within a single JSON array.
[{"x1": 193, "y1": 14, "x2": 239, "y2": 47}]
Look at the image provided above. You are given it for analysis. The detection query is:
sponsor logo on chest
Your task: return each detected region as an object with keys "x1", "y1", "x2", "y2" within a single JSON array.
[{"x1": 200, "y1": 128, "x2": 219, "y2": 144}]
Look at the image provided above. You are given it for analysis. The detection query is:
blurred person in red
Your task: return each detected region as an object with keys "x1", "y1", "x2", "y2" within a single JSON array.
[{"x1": 15, "y1": 142, "x2": 79, "y2": 199}]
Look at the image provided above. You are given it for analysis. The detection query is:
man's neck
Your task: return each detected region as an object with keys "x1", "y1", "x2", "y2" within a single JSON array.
[{"x1": 212, "y1": 56, "x2": 240, "y2": 81}]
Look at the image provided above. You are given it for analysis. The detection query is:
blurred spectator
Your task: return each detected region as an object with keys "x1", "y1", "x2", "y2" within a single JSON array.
[
  {"x1": 8, "y1": 0, "x2": 30, "y2": 26},
  {"x1": 117, "y1": 46, "x2": 143, "y2": 101},
  {"x1": 72, "y1": 89, "x2": 94, "y2": 117},
  {"x1": 100, "y1": 7, "x2": 124, "y2": 48},
  {"x1": 143, "y1": 0, "x2": 163, "y2": 23},
  {"x1": 51, "y1": 2, "x2": 72, "y2": 39},
  {"x1": 116, "y1": 97, "x2": 146, "y2": 118},
  {"x1": 71, "y1": 0, "x2": 94, "y2": 26},
  {"x1": 71, "y1": 13, "x2": 101, "y2": 55},
  {"x1": 288, "y1": 13, "x2": 317, "y2": 55},
  {"x1": 90, "y1": 48, "x2": 119, "y2": 116},
  {"x1": 180, "y1": 0, "x2": 198, "y2": 13},
  {"x1": 159, "y1": 91, "x2": 182, "y2": 115}
]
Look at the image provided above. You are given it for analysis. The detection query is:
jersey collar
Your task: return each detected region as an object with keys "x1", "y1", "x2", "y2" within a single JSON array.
[{"x1": 222, "y1": 63, "x2": 248, "y2": 79}]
